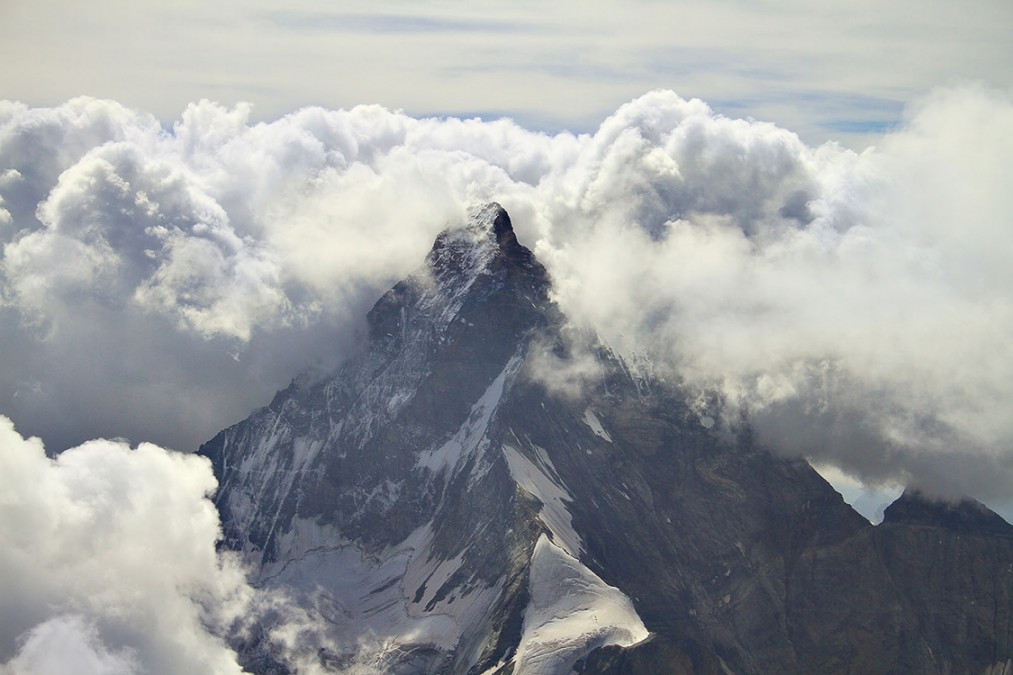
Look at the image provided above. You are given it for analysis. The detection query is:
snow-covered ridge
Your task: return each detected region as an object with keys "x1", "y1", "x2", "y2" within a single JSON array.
[
  {"x1": 513, "y1": 535, "x2": 649, "y2": 674},
  {"x1": 433, "y1": 202, "x2": 507, "y2": 268},
  {"x1": 465, "y1": 202, "x2": 511, "y2": 240}
]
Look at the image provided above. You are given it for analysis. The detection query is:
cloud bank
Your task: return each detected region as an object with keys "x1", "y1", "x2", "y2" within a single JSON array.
[
  {"x1": 0, "y1": 415, "x2": 372, "y2": 674},
  {"x1": 1, "y1": 86, "x2": 1012, "y2": 509},
  {"x1": 0, "y1": 415, "x2": 248, "y2": 673}
]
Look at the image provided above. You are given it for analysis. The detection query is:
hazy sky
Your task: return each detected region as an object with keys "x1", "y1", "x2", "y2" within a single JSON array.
[{"x1": 1, "y1": 0, "x2": 1010, "y2": 149}]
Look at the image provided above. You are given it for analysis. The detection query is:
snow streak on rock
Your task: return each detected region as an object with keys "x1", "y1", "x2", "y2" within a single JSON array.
[{"x1": 504, "y1": 443, "x2": 583, "y2": 559}]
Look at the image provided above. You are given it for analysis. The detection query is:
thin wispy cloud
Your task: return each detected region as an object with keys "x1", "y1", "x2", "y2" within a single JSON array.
[
  {"x1": 1, "y1": 1, "x2": 1008, "y2": 148},
  {"x1": 260, "y1": 10, "x2": 538, "y2": 35}
]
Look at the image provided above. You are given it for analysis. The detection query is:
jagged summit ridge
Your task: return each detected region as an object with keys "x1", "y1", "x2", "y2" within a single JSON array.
[{"x1": 368, "y1": 201, "x2": 549, "y2": 355}]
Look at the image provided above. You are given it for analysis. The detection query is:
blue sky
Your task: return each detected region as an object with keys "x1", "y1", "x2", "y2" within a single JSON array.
[{"x1": 1, "y1": 0, "x2": 1010, "y2": 148}]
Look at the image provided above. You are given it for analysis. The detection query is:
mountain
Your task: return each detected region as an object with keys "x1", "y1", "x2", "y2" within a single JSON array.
[{"x1": 201, "y1": 204, "x2": 1013, "y2": 674}]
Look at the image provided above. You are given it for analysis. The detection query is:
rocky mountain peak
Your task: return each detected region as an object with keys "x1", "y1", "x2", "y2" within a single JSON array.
[
  {"x1": 474, "y1": 201, "x2": 521, "y2": 251},
  {"x1": 202, "y1": 204, "x2": 1013, "y2": 675},
  {"x1": 466, "y1": 201, "x2": 513, "y2": 241},
  {"x1": 425, "y1": 202, "x2": 533, "y2": 283},
  {"x1": 366, "y1": 201, "x2": 549, "y2": 347},
  {"x1": 882, "y1": 489, "x2": 1013, "y2": 536}
]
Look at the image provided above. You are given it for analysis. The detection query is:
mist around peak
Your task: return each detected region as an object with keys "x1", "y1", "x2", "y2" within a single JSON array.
[{"x1": 1, "y1": 85, "x2": 1011, "y2": 515}]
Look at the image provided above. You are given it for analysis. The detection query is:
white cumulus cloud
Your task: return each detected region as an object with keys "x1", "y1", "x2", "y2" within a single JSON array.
[
  {"x1": 0, "y1": 414, "x2": 366, "y2": 673},
  {"x1": 1, "y1": 86, "x2": 1012, "y2": 511},
  {"x1": 0, "y1": 415, "x2": 248, "y2": 673}
]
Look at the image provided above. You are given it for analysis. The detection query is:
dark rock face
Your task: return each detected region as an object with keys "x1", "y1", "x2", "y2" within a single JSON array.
[
  {"x1": 883, "y1": 489, "x2": 1013, "y2": 536},
  {"x1": 201, "y1": 204, "x2": 1013, "y2": 674}
]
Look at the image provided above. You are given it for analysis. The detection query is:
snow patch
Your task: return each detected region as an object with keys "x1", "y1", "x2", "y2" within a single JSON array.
[
  {"x1": 261, "y1": 521, "x2": 500, "y2": 667},
  {"x1": 513, "y1": 535, "x2": 649, "y2": 674},
  {"x1": 386, "y1": 389, "x2": 413, "y2": 414},
  {"x1": 582, "y1": 408, "x2": 613, "y2": 443},
  {"x1": 399, "y1": 525, "x2": 503, "y2": 658},
  {"x1": 407, "y1": 552, "x2": 466, "y2": 611},
  {"x1": 503, "y1": 444, "x2": 583, "y2": 558}
]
